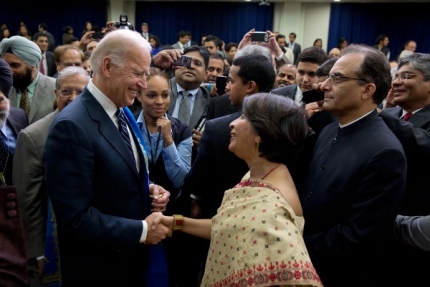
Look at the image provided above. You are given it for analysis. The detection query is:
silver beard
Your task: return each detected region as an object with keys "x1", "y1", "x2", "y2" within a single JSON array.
[{"x1": 0, "y1": 99, "x2": 11, "y2": 129}]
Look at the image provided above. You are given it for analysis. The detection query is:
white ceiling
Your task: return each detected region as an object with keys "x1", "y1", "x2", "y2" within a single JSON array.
[{"x1": 137, "y1": 0, "x2": 430, "y2": 2}]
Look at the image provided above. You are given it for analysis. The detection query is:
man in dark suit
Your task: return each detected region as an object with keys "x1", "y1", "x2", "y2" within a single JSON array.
[
  {"x1": 271, "y1": 46, "x2": 329, "y2": 105},
  {"x1": 288, "y1": 32, "x2": 302, "y2": 65},
  {"x1": 0, "y1": 57, "x2": 28, "y2": 287},
  {"x1": 167, "y1": 46, "x2": 210, "y2": 156},
  {"x1": 33, "y1": 32, "x2": 56, "y2": 77},
  {"x1": 42, "y1": 30, "x2": 171, "y2": 287},
  {"x1": 205, "y1": 44, "x2": 273, "y2": 121},
  {"x1": 13, "y1": 67, "x2": 91, "y2": 287},
  {"x1": 180, "y1": 54, "x2": 275, "y2": 286},
  {"x1": 0, "y1": 35, "x2": 56, "y2": 124},
  {"x1": 35, "y1": 23, "x2": 56, "y2": 53},
  {"x1": 379, "y1": 53, "x2": 430, "y2": 286},
  {"x1": 301, "y1": 44, "x2": 406, "y2": 287}
]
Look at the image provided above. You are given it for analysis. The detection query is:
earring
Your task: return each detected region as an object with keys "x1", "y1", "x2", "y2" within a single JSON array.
[{"x1": 255, "y1": 141, "x2": 260, "y2": 156}]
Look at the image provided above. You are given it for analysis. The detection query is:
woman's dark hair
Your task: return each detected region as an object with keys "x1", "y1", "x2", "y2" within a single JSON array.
[
  {"x1": 242, "y1": 93, "x2": 307, "y2": 163},
  {"x1": 149, "y1": 35, "x2": 162, "y2": 48},
  {"x1": 337, "y1": 37, "x2": 347, "y2": 50}
]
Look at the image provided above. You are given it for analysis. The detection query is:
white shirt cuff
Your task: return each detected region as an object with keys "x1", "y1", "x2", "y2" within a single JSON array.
[{"x1": 140, "y1": 220, "x2": 148, "y2": 243}]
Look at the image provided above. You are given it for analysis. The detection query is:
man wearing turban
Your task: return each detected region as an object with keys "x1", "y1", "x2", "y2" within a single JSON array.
[
  {"x1": 0, "y1": 36, "x2": 56, "y2": 124},
  {"x1": 0, "y1": 57, "x2": 29, "y2": 285}
]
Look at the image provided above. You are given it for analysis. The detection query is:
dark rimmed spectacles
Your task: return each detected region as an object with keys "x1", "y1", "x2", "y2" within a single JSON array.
[{"x1": 326, "y1": 74, "x2": 368, "y2": 84}]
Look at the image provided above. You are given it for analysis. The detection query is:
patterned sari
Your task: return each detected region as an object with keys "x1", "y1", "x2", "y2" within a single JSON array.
[{"x1": 201, "y1": 177, "x2": 323, "y2": 287}]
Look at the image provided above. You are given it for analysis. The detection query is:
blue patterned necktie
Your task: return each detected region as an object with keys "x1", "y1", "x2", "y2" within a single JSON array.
[{"x1": 117, "y1": 108, "x2": 134, "y2": 157}]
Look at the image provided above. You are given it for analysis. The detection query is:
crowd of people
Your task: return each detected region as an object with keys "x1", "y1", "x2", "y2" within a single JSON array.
[{"x1": 0, "y1": 19, "x2": 428, "y2": 287}]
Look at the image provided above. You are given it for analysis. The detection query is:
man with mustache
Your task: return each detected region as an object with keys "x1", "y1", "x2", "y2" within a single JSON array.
[
  {"x1": 0, "y1": 36, "x2": 56, "y2": 124},
  {"x1": 271, "y1": 46, "x2": 328, "y2": 106},
  {"x1": 167, "y1": 46, "x2": 210, "y2": 157},
  {"x1": 273, "y1": 63, "x2": 296, "y2": 88}
]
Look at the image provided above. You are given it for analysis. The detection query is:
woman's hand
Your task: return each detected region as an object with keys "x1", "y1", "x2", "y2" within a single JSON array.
[{"x1": 156, "y1": 116, "x2": 173, "y2": 147}]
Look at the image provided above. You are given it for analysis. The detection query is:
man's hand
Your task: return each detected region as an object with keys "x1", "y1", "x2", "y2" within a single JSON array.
[
  {"x1": 37, "y1": 258, "x2": 44, "y2": 277},
  {"x1": 260, "y1": 30, "x2": 283, "y2": 58},
  {"x1": 383, "y1": 88, "x2": 397, "y2": 109},
  {"x1": 238, "y1": 29, "x2": 255, "y2": 50},
  {"x1": 79, "y1": 31, "x2": 95, "y2": 50},
  {"x1": 192, "y1": 129, "x2": 202, "y2": 149},
  {"x1": 149, "y1": 184, "x2": 170, "y2": 212},
  {"x1": 190, "y1": 199, "x2": 202, "y2": 218},
  {"x1": 152, "y1": 49, "x2": 183, "y2": 70},
  {"x1": 305, "y1": 102, "x2": 320, "y2": 119},
  {"x1": 144, "y1": 212, "x2": 171, "y2": 244},
  {"x1": 150, "y1": 214, "x2": 175, "y2": 231}
]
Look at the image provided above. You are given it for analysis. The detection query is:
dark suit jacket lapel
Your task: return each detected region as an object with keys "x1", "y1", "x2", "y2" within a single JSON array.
[
  {"x1": 7, "y1": 108, "x2": 28, "y2": 137},
  {"x1": 190, "y1": 88, "x2": 209, "y2": 129},
  {"x1": 409, "y1": 104, "x2": 430, "y2": 127},
  {"x1": 82, "y1": 91, "x2": 140, "y2": 178},
  {"x1": 168, "y1": 78, "x2": 179, "y2": 115},
  {"x1": 30, "y1": 75, "x2": 50, "y2": 124}
]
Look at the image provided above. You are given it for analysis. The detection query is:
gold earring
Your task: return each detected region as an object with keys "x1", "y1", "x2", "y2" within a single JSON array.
[{"x1": 255, "y1": 141, "x2": 260, "y2": 156}]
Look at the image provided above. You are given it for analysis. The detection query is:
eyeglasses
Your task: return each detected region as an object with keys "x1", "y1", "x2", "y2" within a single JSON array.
[
  {"x1": 326, "y1": 74, "x2": 368, "y2": 84},
  {"x1": 59, "y1": 89, "x2": 83, "y2": 97}
]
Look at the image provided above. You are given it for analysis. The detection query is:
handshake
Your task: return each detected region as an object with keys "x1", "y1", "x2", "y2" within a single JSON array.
[{"x1": 143, "y1": 212, "x2": 177, "y2": 245}]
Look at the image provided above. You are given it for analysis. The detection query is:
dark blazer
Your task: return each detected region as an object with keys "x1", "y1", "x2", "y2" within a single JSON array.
[
  {"x1": 289, "y1": 43, "x2": 301, "y2": 65},
  {"x1": 270, "y1": 84, "x2": 297, "y2": 101},
  {"x1": 3, "y1": 108, "x2": 28, "y2": 186},
  {"x1": 45, "y1": 51, "x2": 56, "y2": 78},
  {"x1": 168, "y1": 78, "x2": 211, "y2": 130},
  {"x1": 43, "y1": 89, "x2": 152, "y2": 286},
  {"x1": 379, "y1": 105, "x2": 430, "y2": 286},
  {"x1": 301, "y1": 110, "x2": 406, "y2": 287},
  {"x1": 206, "y1": 94, "x2": 240, "y2": 121},
  {"x1": 183, "y1": 111, "x2": 248, "y2": 219}
]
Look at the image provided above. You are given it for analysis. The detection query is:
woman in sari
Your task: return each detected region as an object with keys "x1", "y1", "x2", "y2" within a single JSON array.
[{"x1": 155, "y1": 93, "x2": 323, "y2": 287}]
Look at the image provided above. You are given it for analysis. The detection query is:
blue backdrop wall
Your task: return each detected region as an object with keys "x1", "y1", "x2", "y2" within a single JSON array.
[
  {"x1": 135, "y1": 1, "x2": 274, "y2": 47},
  {"x1": 328, "y1": 2, "x2": 430, "y2": 61}
]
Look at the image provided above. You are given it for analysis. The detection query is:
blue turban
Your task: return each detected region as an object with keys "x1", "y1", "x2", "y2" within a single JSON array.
[
  {"x1": 0, "y1": 36, "x2": 42, "y2": 67},
  {"x1": 0, "y1": 58, "x2": 12, "y2": 97}
]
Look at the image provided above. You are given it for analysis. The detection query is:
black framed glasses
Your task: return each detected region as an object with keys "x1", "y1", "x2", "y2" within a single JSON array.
[
  {"x1": 326, "y1": 74, "x2": 368, "y2": 84},
  {"x1": 59, "y1": 89, "x2": 83, "y2": 97}
]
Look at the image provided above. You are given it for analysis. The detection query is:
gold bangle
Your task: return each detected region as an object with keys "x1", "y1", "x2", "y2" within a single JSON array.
[{"x1": 172, "y1": 214, "x2": 184, "y2": 231}]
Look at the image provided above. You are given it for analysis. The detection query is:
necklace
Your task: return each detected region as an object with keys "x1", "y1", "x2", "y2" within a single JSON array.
[{"x1": 261, "y1": 163, "x2": 282, "y2": 180}]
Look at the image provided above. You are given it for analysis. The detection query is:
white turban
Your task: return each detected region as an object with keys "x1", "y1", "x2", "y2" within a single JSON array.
[{"x1": 0, "y1": 36, "x2": 42, "y2": 67}]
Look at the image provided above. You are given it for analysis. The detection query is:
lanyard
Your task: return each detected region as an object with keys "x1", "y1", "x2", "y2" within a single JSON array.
[{"x1": 144, "y1": 120, "x2": 162, "y2": 170}]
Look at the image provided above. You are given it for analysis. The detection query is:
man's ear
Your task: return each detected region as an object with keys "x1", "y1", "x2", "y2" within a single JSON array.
[
  {"x1": 101, "y1": 56, "x2": 112, "y2": 77},
  {"x1": 247, "y1": 81, "x2": 258, "y2": 94},
  {"x1": 361, "y1": 82, "x2": 376, "y2": 100}
]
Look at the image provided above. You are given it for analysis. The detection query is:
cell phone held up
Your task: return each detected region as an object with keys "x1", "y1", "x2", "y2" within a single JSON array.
[
  {"x1": 251, "y1": 31, "x2": 268, "y2": 42},
  {"x1": 173, "y1": 56, "x2": 192, "y2": 68},
  {"x1": 92, "y1": 32, "x2": 104, "y2": 40},
  {"x1": 215, "y1": 76, "x2": 227, "y2": 94},
  {"x1": 302, "y1": 89, "x2": 325, "y2": 104}
]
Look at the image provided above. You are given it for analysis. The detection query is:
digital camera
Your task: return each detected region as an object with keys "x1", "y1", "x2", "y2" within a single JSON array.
[{"x1": 114, "y1": 14, "x2": 134, "y2": 30}]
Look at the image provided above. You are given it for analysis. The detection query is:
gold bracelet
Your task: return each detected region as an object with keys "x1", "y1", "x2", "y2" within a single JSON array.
[{"x1": 172, "y1": 214, "x2": 184, "y2": 231}]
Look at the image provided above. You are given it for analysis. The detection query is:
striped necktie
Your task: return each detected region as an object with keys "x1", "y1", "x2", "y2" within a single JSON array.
[{"x1": 116, "y1": 108, "x2": 134, "y2": 157}]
